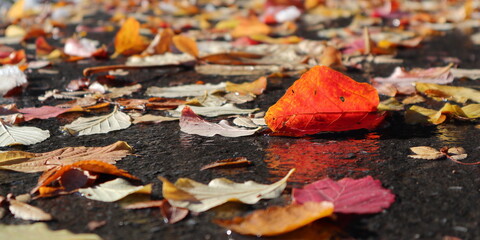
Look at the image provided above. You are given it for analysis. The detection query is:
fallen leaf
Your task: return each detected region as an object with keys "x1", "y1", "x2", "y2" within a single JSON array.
[
  {"x1": 160, "y1": 168, "x2": 295, "y2": 212},
  {"x1": 451, "y1": 68, "x2": 480, "y2": 80},
  {"x1": 408, "y1": 146, "x2": 476, "y2": 165},
  {"x1": 104, "y1": 84, "x2": 142, "y2": 99},
  {"x1": 232, "y1": 117, "x2": 261, "y2": 128},
  {"x1": 160, "y1": 200, "x2": 189, "y2": 224},
  {"x1": 32, "y1": 160, "x2": 139, "y2": 197},
  {"x1": 0, "y1": 65, "x2": 27, "y2": 96},
  {"x1": 113, "y1": 17, "x2": 147, "y2": 57},
  {"x1": 372, "y1": 65, "x2": 454, "y2": 96},
  {"x1": 0, "y1": 223, "x2": 102, "y2": 240},
  {"x1": 405, "y1": 103, "x2": 480, "y2": 125},
  {"x1": 226, "y1": 76, "x2": 267, "y2": 96},
  {"x1": 123, "y1": 199, "x2": 189, "y2": 224},
  {"x1": 87, "y1": 220, "x2": 107, "y2": 231},
  {"x1": 18, "y1": 106, "x2": 71, "y2": 121},
  {"x1": 230, "y1": 17, "x2": 271, "y2": 38},
  {"x1": 79, "y1": 178, "x2": 151, "y2": 202},
  {"x1": 318, "y1": 46, "x2": 345, "y2": 71},
  {"x1": 171, "y1": 104, "x2": 259, "y2": 118},
  {"x1": 131, "y1": 114, "x2": 178, "y2": 124},
  {"x1": 0, "y1": 121, "x2": 50, "y2": 146},
  {"x1": 200, "y1": 157, "x2": 252, "y2": 170},
  {"x1": 63, "y1": 38, "x2": 98, "y2": 58},
  {"x1": 0, "y1": 141, "x2": 132, "y2": 173},
  {"x1": 179, "y1": 106, "x2": 260, "y2": 137},
  {"x1": 292, "y1": 176, "x2": 395, "y2": 214},
  {"x1": 408, "y1": 146, "x2": 444, "y2": 160},
  {"x1": 214, "y1": 201, "x2": 334, "y2": 236},
  {"x1": 62, "y1": 106, "x2": 131, "y2": 136},
  {"x1": 8, "y1": 198, "x2": 52, "y2": 221},
  {"x1": 415, "y1": 82, "x2": 480, "y2": 103},
  {"x1": 265, "y1": 66, "x2": 385, "y2": 136},
  {"x1": 146, "y1": 82, "x2": 226, "y2": 98},
  {"x1": 172, "y1": 35, "x2": 199, "y2": 58}
]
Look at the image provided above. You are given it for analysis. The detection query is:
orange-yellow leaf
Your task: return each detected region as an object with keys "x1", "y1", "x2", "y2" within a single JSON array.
[
  {"x1": 230, "y1": 17, "x2": 271, "y2": 38},
  {"x1": 172, "y1": 35, "x2": 199, "y2": 58},
  {"x1": 214, "y1": 201, "x2": 334, "y2": 236},
  {"x1": 113, "y1": 17, "x2": 146, "y2": 57},
  {"x1": 155, "y1": 28, "x2": 174, "y2": 54},
  {"x1": 265, "y1": 66, "x2": 385, "y2": 136},
  {"x1": 226, "y1": 76, "x2": 267, "y2": 96}
]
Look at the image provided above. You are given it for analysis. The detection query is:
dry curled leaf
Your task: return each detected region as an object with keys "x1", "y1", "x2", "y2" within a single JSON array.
[
  {"x1": 214, "y1": 201, "x2": 334, "y2": 236},
  {"x1": 113, "y1": 17, "x2": 147, "y2": 57},
  {"x1": 160, "y1": 168, "x2": 295, "y2": 212},
  {"x1": 200, "y1": 157, "x2": 252, "y2": 170},
  {"x1": 179, "y1": 106, "x2": 260, "y2": 137},
  {"x1": 405, "y1": 103, "x2": 480, "y2": 125},
  {"x1": 416, "y1": 83, "x2": 480, "y2": 103}
]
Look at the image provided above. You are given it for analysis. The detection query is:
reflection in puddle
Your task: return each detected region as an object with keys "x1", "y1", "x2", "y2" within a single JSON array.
[
  {"x1": 264, "y1": 133, "x2": 381, "y2": 186},
  {"x1": 436, "y1": 124, "x2": 465, "y2": 145}
]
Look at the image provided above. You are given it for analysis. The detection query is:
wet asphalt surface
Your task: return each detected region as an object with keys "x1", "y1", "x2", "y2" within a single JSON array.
[{"x1": 0, "y1": 22, "x2": 480, "y2": 240}]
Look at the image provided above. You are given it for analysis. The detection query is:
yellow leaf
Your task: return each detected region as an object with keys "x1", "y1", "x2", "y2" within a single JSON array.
[
  {"x1": 172, "y1": 35, "x2": 199, "y2": 58},
  {"x1": 0, "y1": 151, "x2": 35, "y2": 165},
  {"x1": 215, "y1": 201, "x2": 334, "y2": 236},
  {"x1": 226, "y1": 76, "x2": 267, "y2": 96},
  {"x1": 416, "y1": 82, "x2": 480, "y2": 103},
  {"x1": 230, "y1": 17, "x2": 271, "y2": 38},
  {"x1": 7, "y1": 0, "x2": 25, "y2": 21},
  {"x1": 250, "y1": 35, "x2": 302, "y2": 44},
  {"x1": 113, "y1": 17, "x2": 146, "y2": 57}
]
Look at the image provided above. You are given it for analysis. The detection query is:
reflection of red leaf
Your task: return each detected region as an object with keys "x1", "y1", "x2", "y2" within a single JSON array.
[
  {"x1": 265, "y1": 66, "x2": 384, "y2": 136},
  {"x1": 264, "y1": 133, "x2": 381, "y2": 185},
  {"x1": 292, "y1": 176, "x2": 395, "y2": 214}
]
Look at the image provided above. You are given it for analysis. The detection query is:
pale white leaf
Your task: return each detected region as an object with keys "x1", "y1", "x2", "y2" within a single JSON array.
[
  {"x1": 451, "y1": 68, "x2": 480, "y2": 80},
  {"x1": 146, "y1": 82, "x2": 226, "y2": 98},
  {"x1": 0, "y1": 122, "x2": 50, "y2": 146},
  {"x1": 408, "y1": 153, "x2": 444, "y2": 160},
  {"x1": 62, "y1": 106, "x2": 131, "y2": 136},
  {"x1": 163, "y1": 169, "x2": 295, "y2": 212},
  {"x1": 0, "y1": 65, "x2": 27, "y2": 96},
  {"x1": 449, "y1": 154, "x2": 468, "y2": 161},
  {"x1": 63, "y1": 38, "x2": 98, "y2": 57},
  {"x1": 0, "y1": 223, "x2": 102, "y2": 240},
  {"x1": 232, "y1": 117, "x2": 258, "y2": 128},
  {"x1": 79, "y1": 178, "x2": 151, "y2": 202},
  {"x1": 127, "y1": 52, "x2": 194, "y2": 67},
  {"x1": 131, "y1": 114, "x2": 178, "y2": 124},
  {"x1": 180, "y1": 106, "x2": 259, "y2": 137},
  {"x1": 447, "y1": 147, "x2": 466, "y2": 155},
  {"x1": 409, "y1": 146, "x2": 441, "y2": 155},
  {"x1": 8, "y1": 199, "x2": 52, "y2": 221},
  {"x1": 170, "y1": 104, "x2": 258, "y2": 118}
]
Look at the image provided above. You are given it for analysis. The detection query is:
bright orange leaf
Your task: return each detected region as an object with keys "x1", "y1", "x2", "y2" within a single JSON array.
[
  {"x1": 113, "y1": 17, "x2": 147, "y2": 57},
  {"x1": 172, "y1": 35, "x2": 199, "y2": 58},
  {"x1": 264, "y1": 66, "x2": 385, "y2": 136},
  {"x1": 214, "y1": 201, "x2": 334, "y2": 236}
]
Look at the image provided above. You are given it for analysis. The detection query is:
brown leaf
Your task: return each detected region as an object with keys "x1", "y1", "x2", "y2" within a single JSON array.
[
  {"x1": 172, "y1": 35, "x2": 199, "y2": 58},
  {"x1": 200, "y1": 157, "x2": 252, "y2": 171},
  {"x1": 123, "y1": 200, "x2": 165, "y2": 209},
  {"x1": 214, "y1": 201, "x2": 334, "y2": 236},
  {"x1": 160, "y1": 199, "x2": 189, "y2": 224},
  {"x1": 155, "y1": 28, "x2": 174, "y2": 54},
  {"x1": 32, "y1": 160, "x2": 139, "y2": 196},
  {"x1": 0, "y1": 141, "x2": 133, "y2": 173},
  {"x1": 199, "y1": 52, "x2": 263, "y2": 65}
]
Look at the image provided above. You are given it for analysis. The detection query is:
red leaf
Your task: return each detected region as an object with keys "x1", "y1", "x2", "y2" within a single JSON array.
[
  {"x1": 19, "y1": 106, "x2": 70, "y2": 121},
  {"x1": 264, "y1": 66, "x2": 385, "y2": 136},
  {"x1": 292, "y1": 176, "x2": 395, "y2": 214}
]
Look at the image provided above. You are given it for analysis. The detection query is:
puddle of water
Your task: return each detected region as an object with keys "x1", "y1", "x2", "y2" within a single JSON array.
[
  {"x1": 264, "y1": 133, "x2": 381, "y2": 186},
  {"x1": 436, "y1": 124, "x2": 466, "y2": 145}
]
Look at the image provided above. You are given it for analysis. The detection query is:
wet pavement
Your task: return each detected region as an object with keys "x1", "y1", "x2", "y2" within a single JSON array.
[{"x1": 1, "y1": 11, "x2": 480, "y2": 240}]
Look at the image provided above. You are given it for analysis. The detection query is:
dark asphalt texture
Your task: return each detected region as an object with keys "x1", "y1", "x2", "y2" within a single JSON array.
[{"x1": 0, "y1": 25, "x2": 480, "y2": 239}]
